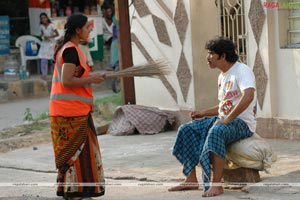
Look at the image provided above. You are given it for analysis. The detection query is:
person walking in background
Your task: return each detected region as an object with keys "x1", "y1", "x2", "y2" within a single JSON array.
[
  {"x1": 38, "y1": 12, "x2": 59, "y2": 80},
  {"x1": 50, "y1": 14, "x2": 105, "y2": 200},
  {"x1": 106, "y1": 14, "x2": 119, "y2": 71},
  {"x1": 101, "y1": 3, "x2": 114, "y2": 50},
  {"x1": 169, "y1": 37, "x2": 257, "y2": 197},
  {"x1": 79, "y1": 38, "x2": 94, "y2": 69}
]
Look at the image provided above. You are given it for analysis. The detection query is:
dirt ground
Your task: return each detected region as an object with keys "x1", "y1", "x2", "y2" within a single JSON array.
[
  {"x1": 0, "y1": 115, "x2": 107, "y2": 153},
  {"x1": 0, "y1": 123, "x2": 51, "y2": 153},
  {"x1": 0, "y1": 120, "x2": 51, "y2": 153}
]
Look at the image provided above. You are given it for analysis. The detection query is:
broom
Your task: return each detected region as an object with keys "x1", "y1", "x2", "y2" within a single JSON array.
[{"x1": 105, "y1": 60, "x2": 171, "y2": 78}]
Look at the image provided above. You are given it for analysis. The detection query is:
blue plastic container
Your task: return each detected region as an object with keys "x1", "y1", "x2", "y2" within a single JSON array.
[{"x1": 25, "y1": 40, "x2": 39, "y2": 56}]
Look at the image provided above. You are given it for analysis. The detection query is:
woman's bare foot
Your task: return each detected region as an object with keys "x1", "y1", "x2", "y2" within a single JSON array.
[
  {"x1": 168, "y1": 181, "x2": 199, "y2": 192},
  {"x1": 202, "y1": 186, "x2": 224, "y2": 197}
]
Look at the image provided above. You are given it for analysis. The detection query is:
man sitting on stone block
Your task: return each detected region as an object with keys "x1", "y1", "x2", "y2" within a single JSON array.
[{"x1": 169, "y1": 36, "x2": 257, "y2": 197}]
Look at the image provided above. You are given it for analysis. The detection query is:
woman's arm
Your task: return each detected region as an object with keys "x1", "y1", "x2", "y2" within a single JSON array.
[
  {"x1": 61, "y1": 63, "x2": 105, "y2": 87},
  {"x1": 44, "y1": 29, "x2": 59, "y2": 40}
]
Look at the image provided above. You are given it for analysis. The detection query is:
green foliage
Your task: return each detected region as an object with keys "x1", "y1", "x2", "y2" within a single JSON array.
[
  {"x1": 36, "y1": 111, "x2": 50, "y2": 121},
  {"x1": 94, "y1": 93, "x2": 122, "y2": 106},
  {"x1": 23, "y1": 108, "x2": 34, "y2": 122},
  {"x1": 1, "y1": 108, "x2": 50, "y2": 140},
  {"x1": 23, "y1": 108, "x2": 49, "y2": 122},
  {"x1": 22, "y1": 121, "x2": 45, "y2": 133},
  {"x1": 93, "y1": 93, "x2": 122, "y2": 121}
]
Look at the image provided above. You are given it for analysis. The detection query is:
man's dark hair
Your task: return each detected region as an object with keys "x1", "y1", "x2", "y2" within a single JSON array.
[{"x1": 205, "y1": 36, "x2": 239, "y2": 62}]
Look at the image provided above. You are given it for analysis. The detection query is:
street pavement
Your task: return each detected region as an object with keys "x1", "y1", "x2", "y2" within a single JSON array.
[
  {"x1": 0, "y1": 130, "x2": 300, "y2": 199},
  {"x1": 0, "y1": 90, "x2": 300, "y2": 199},
  {"x1": 0, "y1": 90, "x2": 114, "y2": 131}
]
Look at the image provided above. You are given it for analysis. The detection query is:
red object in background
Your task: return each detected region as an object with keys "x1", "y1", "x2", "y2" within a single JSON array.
[
  {"x1": 29, "y1": 0, "x2": 50, "y2": 8},
  {"x1": 28, "y1": 0, "x2": 50, "y2": 8},
  {"x1": 89, "y1": 20, "x2": 95, "y2": 29}
]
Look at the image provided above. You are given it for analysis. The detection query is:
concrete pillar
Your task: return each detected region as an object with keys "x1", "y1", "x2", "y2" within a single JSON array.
[{"x1": 190, "y1": 0, "x2": 220, "y2": 110}]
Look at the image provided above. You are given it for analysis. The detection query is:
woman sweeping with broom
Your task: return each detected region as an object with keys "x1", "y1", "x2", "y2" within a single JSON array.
[{"x1": 50, "y1": 14, "x2": 105, "y2": 200}]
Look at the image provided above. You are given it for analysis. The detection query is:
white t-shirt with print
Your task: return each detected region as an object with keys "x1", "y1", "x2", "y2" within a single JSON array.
[{"x1": 218, "y1": 62, "x2": 257, "y2": 132}]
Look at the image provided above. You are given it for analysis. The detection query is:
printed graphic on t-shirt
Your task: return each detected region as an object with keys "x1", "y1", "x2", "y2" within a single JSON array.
[
  {"x1": 217, "y1": 62, "x2": 257, "y2": 132},
  {"x1": 253, "y1": 103, "x2": 257, "y2": 116},
  {"x1": 225, "y1": 81, "x2": 233, "y2": 90},
  {"x1": 224, "y1": 90, "x2": 238, "y2": 100},
  {"x1": 220, "y1": 80, "x2": 239, "y2": 115},
  {"x1": 220, "y1": 100, "x2": 233, "y2": 115}
]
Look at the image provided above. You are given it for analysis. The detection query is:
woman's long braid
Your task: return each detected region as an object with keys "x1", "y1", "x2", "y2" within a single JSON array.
[{"x1": 54, "y1": 31, "x2": 72, "y2": 60}]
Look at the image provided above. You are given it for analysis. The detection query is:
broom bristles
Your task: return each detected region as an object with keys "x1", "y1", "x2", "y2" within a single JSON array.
[{"x1": 105, "y1": 60, "x2": 170, "y2": 78}]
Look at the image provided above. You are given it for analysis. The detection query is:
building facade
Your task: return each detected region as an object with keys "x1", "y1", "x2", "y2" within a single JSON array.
[{"x1": 129, "y1": 0, "x2": 300, "y2": 139}]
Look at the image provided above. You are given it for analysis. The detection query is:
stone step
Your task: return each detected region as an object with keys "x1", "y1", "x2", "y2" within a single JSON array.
[{"x1": 0, "y1": 78, "x2": 49, "y2": 103}]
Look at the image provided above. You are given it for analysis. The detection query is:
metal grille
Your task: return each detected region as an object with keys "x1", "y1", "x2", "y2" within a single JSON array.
[
  {"x1": 218, "y1": 0, "x2": 247, "y2": 63},
  {"x1": 288, "y1": 0, "x2": 300, "y2": 46}
]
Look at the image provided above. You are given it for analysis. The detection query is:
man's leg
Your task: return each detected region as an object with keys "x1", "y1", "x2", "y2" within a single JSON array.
[
  {"x1": 200, "y1": 118, "x2": 253, "y2": 197},
  {"x1": 168, "y1": 168, "x2": 199, "y2": 191},
  {"x1": 202, "y1": 152, "x2": 224, "y2": 197},
  {"x1": 169, "y1": 117, "x2": 218, "y2": 192}
]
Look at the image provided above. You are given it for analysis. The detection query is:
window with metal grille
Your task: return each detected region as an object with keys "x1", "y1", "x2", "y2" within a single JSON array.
[
  {"x1": 287, "y1": 0, "x2": 300, "y2": 47},
  {"x1": 217, "y1": 0, "x2": 247, "y2": 63}
]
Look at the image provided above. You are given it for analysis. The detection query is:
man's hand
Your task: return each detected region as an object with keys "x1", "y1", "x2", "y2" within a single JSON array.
[
  {"x1": 189, "y1": 111, "x2": 204, "y2": 120},
  {"x1": 214, "y1": 118, "x2": 230, "y2": 125},
  {"x1": 189, "y1": 106, "x2": 219, "y2": 120}
]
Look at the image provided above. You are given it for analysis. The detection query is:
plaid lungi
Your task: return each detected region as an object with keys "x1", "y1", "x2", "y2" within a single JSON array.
[{"x1": 172, "y1": 116, "x2": 253, "y2": 191}]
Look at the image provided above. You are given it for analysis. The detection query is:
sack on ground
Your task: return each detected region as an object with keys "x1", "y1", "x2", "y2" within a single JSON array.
[{"x1": 225, "y1": 133, "x2": 277, "y2": 171}]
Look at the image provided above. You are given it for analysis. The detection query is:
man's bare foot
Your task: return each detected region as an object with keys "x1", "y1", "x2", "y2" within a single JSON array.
[
  {"x1": 168, "y1": 181, "x2": 199, "y2": 192},
  {"x1": 202, "y1": 186, "x2": 224, "y2": 197}
]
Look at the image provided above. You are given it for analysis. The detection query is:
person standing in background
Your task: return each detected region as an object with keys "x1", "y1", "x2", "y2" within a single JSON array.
[
  {"x1": 106, "y1": 14, "x2": 119, "y2": 71},
  {"x1": 101, "y1": 4, "x2": 114, "y2": 50},
  {"x1": 79, "y1": 39, "x2": 94, "y2": 69},
  {"x1": 38, "y1": 12, "x2": 59, "y2": 80}
]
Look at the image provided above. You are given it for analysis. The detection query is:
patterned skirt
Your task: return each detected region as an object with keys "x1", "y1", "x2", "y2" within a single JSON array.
[
  {"x1": 50, "y1": 114, "x2": 105, "y2": 198},
  {"x1": 172, "y1": 116, "x2": 253, "y2": 191}
]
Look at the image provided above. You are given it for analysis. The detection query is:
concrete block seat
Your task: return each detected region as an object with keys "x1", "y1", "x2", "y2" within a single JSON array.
[{"x1": 223, "y1": 133, "x2": 277, "y2": 185}]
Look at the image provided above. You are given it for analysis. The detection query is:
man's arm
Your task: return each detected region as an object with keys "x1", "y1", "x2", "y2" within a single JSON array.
[
  {"x1": 190, "y1": 106, "x2": 219, "y2": 120},
  {"x1": 219, "y1": 87, "x2": 255, "y2": 124}
]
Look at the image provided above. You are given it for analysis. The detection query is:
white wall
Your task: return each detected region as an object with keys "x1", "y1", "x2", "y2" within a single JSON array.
[
  {"x1": 245, "y1": 0, "x2": 276, "y2": 118},
  {"x1": 129, "y1": 0, "x2": 300, "y2": 119},
  {"x1": 275, "y1": 45, "x2": 300, "y2": 119},
  {"x1": 130, "y1": 0, "x2": 194, "y2": 111},
  {"x1": 246, "y1": 0, "x2": 300, "y2": 119}
]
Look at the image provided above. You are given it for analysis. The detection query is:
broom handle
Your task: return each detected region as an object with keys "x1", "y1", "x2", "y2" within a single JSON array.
[
  {"x1": 105, "y1": 72, "x2": 153, "y2": 78},
  {"x1": 105, "y1": 72, "x2": 125, "y2": 78}
]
